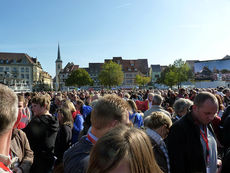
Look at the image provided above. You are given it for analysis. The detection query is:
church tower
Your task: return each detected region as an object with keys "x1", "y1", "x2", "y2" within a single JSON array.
[{"x1": 55, "y1": 44, "x2": 62, "y2": 91}]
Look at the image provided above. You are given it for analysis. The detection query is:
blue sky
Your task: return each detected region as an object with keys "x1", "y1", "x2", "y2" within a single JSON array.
[{"x1": 1, "y1": 0, "x2": 230, "y2": 77}]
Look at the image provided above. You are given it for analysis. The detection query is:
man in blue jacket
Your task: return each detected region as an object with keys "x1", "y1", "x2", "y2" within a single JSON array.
[{"x1": 64, "y1": 94, "x2": 130, "y2": 173}]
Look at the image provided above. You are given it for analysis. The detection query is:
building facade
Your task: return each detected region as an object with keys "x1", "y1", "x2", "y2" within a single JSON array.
[
  {"x1": 0, "y1": 52, "x2": 52, "y2": 92},
  {"x1": 88, "y1": 63, "x2": 103, "y2": 87},
  {"x1": 59, "y1": 62, "x2": 79, "y2": 91},
  {"x1": 149, "y1": 65, "x2": 161, "y2": 83},
  {"x1": 105, "y1": 57, "x2": 149, "y2": 88}
]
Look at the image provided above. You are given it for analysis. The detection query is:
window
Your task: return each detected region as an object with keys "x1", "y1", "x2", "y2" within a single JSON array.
[
  {"x1": 26, "y1": 74, "x2": 29, "y2": 79},
  {"x1": 12, "y1": 67, "x2": 17, "y2": 72},
  {"x1": 26, "y1": 67, "x2": 29, "y2": 72},
  {"x1": 130, "y1": 61, "x2": 134, "y2": 66},
  {"x1": 21, "y1": 67, "x2": 24, "y2": 72},
  {"x1": 0, "y1": 67, "x2": 3, "y2": 72},
  {"x1": 5, "y1": 67, "x2": 9, "y2": 72},
  {"x1": 126, "y1": 80, "x2": 133, "y2": 84},
  {"x1": 21, "y1": 74, "x2": 24, "y2": 79},
  {"x1": 155, "y1": 74, "x2": 159, "y2": 78},
  {"x1": 126, "y1": 74, "x2": 132, "y2": 78}
]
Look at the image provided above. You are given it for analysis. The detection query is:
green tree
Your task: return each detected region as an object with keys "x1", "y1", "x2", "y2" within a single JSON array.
[
  {"x1": 65, "y1": 68, "x2": 93, "y2": 87},
  {"x1": 157, "y1": 59, "x2": 193, "y2": 88},
  {"x1": 135, "y1": 74, "x2": 151, "y2": 87},
  {"x1": 221, "y1": 69, "x2": 230, "y2": 74},
  {"x1": 164, "y1": 70, "x2": 177, "y2": 88},
  {"x1": 173, "y1": 59, "x2": 193, "y2": 88},
  {"x1": 99, "y1": 61, "x2": 124, "y2": 88}
]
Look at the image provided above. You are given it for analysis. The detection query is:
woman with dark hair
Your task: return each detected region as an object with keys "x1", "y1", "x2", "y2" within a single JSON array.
[
  {"x1": 86, "y1": 125, "x2": 162, "y2": 173},
  {"x1": 54, "y1": 107, "x2": 73, "y2": 167}
]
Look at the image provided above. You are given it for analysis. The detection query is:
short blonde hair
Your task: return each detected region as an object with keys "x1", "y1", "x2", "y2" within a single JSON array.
[
  {"x1": 144, "y1": 112, "x2": 172, "y2": 130},
  {"x1": 91, "y1": 94, "x2": 130, "y2": 129}
]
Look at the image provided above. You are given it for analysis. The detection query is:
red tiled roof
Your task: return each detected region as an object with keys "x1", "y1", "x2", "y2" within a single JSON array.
[
  {"x1": 0, "y1": 52, "x2": 37, "y2": 65},
  {"x1": 60, "y1": 62, "x2": 79, "y2": 74},
  {"x1": 104, "y1": 57, "x2": 148, "y2": 75}
]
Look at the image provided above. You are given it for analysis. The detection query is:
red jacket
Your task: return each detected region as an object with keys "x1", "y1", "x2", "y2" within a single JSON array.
[
  {"x1": 135, "y1": 100, "x2": 149, "y2": 112},
  {"x1": 16, "y1": 111, "x2": 29, "y2": 129}
]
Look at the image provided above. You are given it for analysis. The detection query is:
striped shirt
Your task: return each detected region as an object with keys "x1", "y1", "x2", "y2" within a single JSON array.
[{"x1": 146, "y1": 128, "x2": 170, "y2": 173}]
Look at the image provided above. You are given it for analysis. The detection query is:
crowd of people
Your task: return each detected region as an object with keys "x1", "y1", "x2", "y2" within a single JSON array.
[{"x1": 0, "y1": 85, "x2": 230, "y2": 173}]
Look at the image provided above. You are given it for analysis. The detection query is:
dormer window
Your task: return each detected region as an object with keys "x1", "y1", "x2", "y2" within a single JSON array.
[
  {"x1": 22, "y1": 59, "x2": 27, "y2": 64},
  {"x1": 130, "y1": 60, "x2": 134, "y2": 66}
]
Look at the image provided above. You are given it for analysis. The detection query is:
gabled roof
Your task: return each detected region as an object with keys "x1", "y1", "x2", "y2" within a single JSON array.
[
  {"x1": 60, "y1": 62, "x2": 79, "y2": 74},
  {"x1": 104, "y1": 57, "x2": 148, "y2": 75},
  {"x1": 122, "y1": 59, "x2": 138, "y2": 72},
  {"x1": 0, "y1": 52, "x2": 42, "y2": 68},
  {"x1": 137, "y1": 59, "x2": 148, "y2": 74}
]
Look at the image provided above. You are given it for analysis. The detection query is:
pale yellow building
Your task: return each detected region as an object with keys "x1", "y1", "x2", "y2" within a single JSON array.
[{"x1": 0, "y1": 52, "x2": 53, "y2": 91}]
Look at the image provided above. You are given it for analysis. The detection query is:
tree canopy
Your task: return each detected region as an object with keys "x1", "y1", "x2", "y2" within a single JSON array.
[
  {"x1": 99, "y1": 61, "x2": 124, "y2": 88},
  {"x1": 65, "y1": 68, "x2": 93, "y2": 87},
  {"x1": 135, "y1": 74, "x2": 150, "y2": 87},
  {"x1": 157, "y1": 59, "x2": 193, "y2": 88}
]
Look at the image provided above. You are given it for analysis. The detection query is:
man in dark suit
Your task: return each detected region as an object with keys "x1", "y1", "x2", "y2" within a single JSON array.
[{"x1": 167, "y1": 92, "x2": 220, "y2": 173}]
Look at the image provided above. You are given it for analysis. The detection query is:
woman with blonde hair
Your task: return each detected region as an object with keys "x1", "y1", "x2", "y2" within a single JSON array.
[
  {"x1": 62, "y1": 100, "x2": 79, "y2": 120},
  {"x1": 86, "y1": 125, "x2": 163, "y2": 173},
  {"x1": 127, "y1": 99, "x2": 144, "y2": 128},
  {"x1": 62, "y1": 99, "x2": 84, "y2": 144}
]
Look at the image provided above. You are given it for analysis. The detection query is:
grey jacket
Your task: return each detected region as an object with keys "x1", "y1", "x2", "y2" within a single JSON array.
[{"x1": 144, "y1": 105, "x2": 171, "y2": 119}]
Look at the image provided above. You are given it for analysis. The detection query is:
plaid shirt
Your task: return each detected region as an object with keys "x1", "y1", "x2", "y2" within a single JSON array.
[{"x1": 146, "y1": 128, "x2": 170, "y2": 173}]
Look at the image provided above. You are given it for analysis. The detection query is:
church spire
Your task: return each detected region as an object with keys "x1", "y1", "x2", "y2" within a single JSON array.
[{"x1": 56, "y1": 43, "x2": 62, "y2": 62}]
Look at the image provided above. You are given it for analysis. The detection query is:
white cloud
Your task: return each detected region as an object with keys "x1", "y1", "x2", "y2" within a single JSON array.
[
  {"x1": 116, "y1": 3, "x2": 131, "y2": 9},
  {"x1": 175, "y1": 24, "x2": 201, "y2": 29}
]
